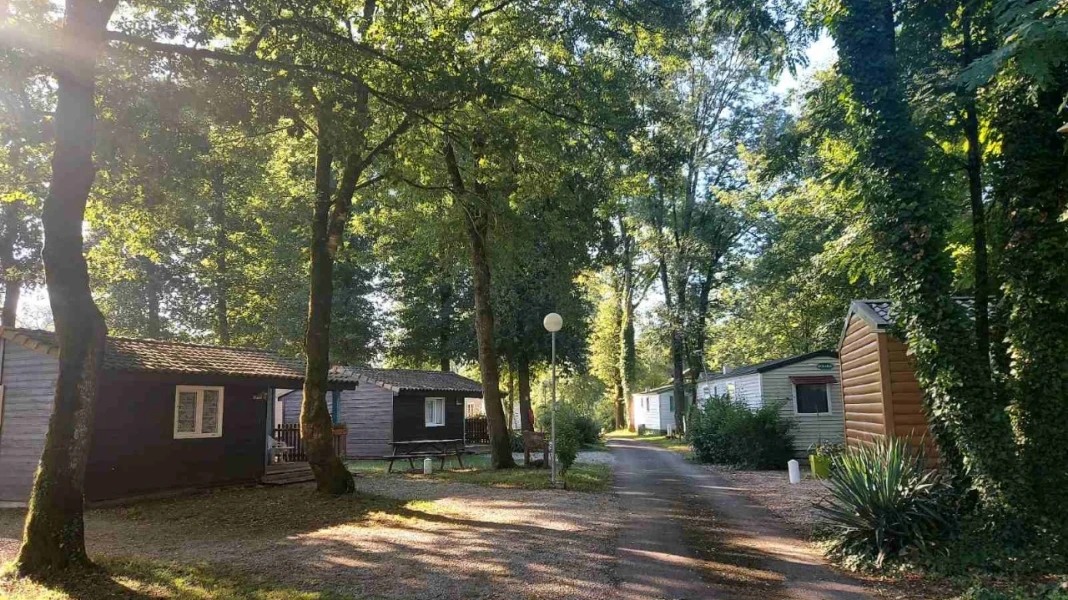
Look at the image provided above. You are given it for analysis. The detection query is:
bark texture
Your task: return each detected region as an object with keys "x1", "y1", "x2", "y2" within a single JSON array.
[
  {"x1": 14, "y1": 0, "x2": 114, "y2": 575},
  {"x1": 301, "y1": 127, "x2": 355, "y2": 495},
  {"x1": 212, "y1": 168, "x2": 230, "y2": 345},
  {"x1": 445, "y1": 139, "x2": 515, "y2": 469}
]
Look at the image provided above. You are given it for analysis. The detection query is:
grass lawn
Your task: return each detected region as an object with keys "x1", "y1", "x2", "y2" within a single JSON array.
[
  {"x1": 348, "y1": 454, "x2": 612, "y2": 492},
  {"x1": 605, "y1": 429, "x2": 691, "y2": 454}
]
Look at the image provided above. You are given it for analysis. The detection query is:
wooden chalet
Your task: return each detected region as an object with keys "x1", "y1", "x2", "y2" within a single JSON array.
[
  {"x1": 0, "y1": 328, "x2": 359, "y2": 506},
  {"x1": 280, "y1": 368, "x2": 484, "y2": 458},
  {"x1": 838, "y1": 300, "x2": 941, "y2": 457}
]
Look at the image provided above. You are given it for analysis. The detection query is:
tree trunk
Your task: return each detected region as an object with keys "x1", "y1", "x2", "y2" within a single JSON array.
[
  {"x1": 659, "y1": 256, "x2": 687, "y2": 433},
  {"x1": 13, "y1": 0, "x2": 114, "y2": 575},
  {"x1": 832, "y1": 0, "x2": 1019, "y2": 508},
  {"x1": 1, "y1": 143, "x2": 22, "y2": 328},
  {"x1": 990, "y1": 76, "x2": 1068, "y2": 533},
  {"x1": 212, "y1": 168, "x2": 230, "y2": 345},
  {"x1": 517, "y1": 355, "x2": 533, "y2": 431},
  {"x1": 619, "y1": 240, "x2": 636, "y2": 431},
  {"x1": 437, "y1": 280, "x2": 451, "y2": 371},
  {"x1": 301, "y1": 127, "x2": 355, "y2": 495},
  {"x1": 142, "y1": 257, "x2": 162, "y2": 338},
  {"x1": 961, "y1": 8, "x2": 990, "y2": 368},
  {"x1": 445, "y1": 140, "x2": 515, "y2": 469}
]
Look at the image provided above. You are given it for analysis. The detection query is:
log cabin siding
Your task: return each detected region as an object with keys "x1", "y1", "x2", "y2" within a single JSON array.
[
  {"x1": 0, "y1": 342, "x2": 60, "y2": 503},
  {"x1": 393, "y1": 393, "x2": 465, "y2": 442},
  {"x1": 758, "y1": 357, "x2": 844, "y2": 456},
  {"x1": 840, "y1": 314, "x2": 887, "y2": 447}
]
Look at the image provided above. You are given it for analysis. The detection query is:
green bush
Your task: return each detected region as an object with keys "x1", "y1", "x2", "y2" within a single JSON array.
[
  {"x1": 554, "y1": 414, "x2": 580, "y2": 474},
  {"x1": 509, "y1": 429, "x2": 525, "y2": 453},
  {"x1": 573, "y1": 415, "x2": 601, "y2": 446},
  {"x1": 685, "y1": 395, "x2": 794, "y2": 469},
  {"x1": 817, "y1": 436, "x2": 954, "y2": 568}
]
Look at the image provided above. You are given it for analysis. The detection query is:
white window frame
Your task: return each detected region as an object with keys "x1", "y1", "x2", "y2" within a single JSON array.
[
  {"x1": 792, "y1": 382, "x2": 832, "y2": 415},
  {"x1": 425, "y1": 396, "x2": 445, "y2": 427},
  {"x1": 173, "y1": 385, "x2": 225, "y2": 439}
]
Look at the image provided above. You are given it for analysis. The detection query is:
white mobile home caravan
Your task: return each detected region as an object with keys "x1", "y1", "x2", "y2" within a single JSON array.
[{"x1": 695, "y1": 350, "x2": 843, "y2": 456}]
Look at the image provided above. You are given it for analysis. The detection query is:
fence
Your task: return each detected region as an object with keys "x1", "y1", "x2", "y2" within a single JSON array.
[
  {"x1": 272, "y1": 423, "x2": 347, "y2": 462},
  {"x1": 464, "y1": 416, "x2": 490, "y2": 444}
]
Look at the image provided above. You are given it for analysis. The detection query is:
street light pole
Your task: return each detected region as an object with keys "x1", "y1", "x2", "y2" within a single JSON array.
[
  {"x1": 543, "y1": 312, "x2": 563, "y2": 486},
  {"x1": 551, "y1": 328, "x2": 557, "y2": 485}
]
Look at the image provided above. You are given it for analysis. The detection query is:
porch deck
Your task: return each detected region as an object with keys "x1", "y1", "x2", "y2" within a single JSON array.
[{"x1": 261, "y1": 462, "x2": 315, "y2": 486}]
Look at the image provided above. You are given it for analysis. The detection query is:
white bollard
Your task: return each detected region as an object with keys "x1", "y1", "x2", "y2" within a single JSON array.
[
  {"x1": 787, "y1": 459, "x2": 801, "y2": 485},
  {"x1": 423, "y1": 458, "x2": 433, "y2": 475}
]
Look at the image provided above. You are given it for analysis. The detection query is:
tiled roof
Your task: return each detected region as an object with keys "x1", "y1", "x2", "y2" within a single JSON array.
[
  {"x1": 852, "y1": 297, "x2": 975, "y2": 328},
  {"x1": 699, "y1": 350, "x2": 838, "y2": 383},
  {"x1": 0, "y1": 328, "x2": 360, "y2": 384},
  {"x1": 338, "y1": 367, "x2": 483, "y2": 395}
]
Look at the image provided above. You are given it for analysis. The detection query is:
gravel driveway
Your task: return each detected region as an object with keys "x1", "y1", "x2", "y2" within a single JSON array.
[{"x1": 1, "y1": 475, "x2": 620, "y2": 600}]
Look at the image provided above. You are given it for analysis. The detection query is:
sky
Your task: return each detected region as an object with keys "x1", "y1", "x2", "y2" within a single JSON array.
[{"x1": 13, "y1": 36, "x2": 839, "y2": 336}]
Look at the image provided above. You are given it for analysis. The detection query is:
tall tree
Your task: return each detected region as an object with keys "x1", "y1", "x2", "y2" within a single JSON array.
[{"x1": 9, "y1": 0, "x2": 117, "y2": 575}]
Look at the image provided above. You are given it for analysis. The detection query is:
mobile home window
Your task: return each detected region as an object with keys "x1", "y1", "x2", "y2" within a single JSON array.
[
  {"x1": 726, "y1": 383, "x2": 735, "y2": 398},
  {"x1": 425, "y1": 397, "x2": 445, "y2": 427},
  {"x1": 794, "y1": 383, "x2": 830, "y2": 414},
  {"x1": 668, "y1": 395, "x2": 675, "y2": 412},
  {"x1": 174, "y1": 386, "x2": 224, "y2": 439}
]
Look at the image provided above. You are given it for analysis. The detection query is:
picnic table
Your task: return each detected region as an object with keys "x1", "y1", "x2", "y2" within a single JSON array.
[{"x1": 386, "y1": 438, "x2": 470, "y2": 473}]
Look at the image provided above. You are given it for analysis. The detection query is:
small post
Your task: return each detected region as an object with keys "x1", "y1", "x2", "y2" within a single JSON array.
[
  {"x1": 423, "y1": 457, "x2": 433, "y2": 475},
  {"x1": 788, "y1": 459, "x2": 801, "y2": 484}
]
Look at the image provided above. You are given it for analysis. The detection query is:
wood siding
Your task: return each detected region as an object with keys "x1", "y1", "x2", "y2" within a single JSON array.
[
  {"x1": 884, "y1": 336, "x2": 938, "y2": 458},
  {"x1": 393, "y1": 393, "x2": 465, "y2": 442},
  {"x1": 839, "y1": 313, "x2": 937, "y2": 459},
  {"x1": 758, "y1": 358, "x2": 845, "y2": 456},
  {"x1": 840, "y1": 314, "x2": 888, "y2": 447},
  {"x1": 0, "y1": 342, "x2": 60, "y2": 503},
  {"x1": 86, "y1": 373, "x2": 268, "y2": 501},
  {"x1": 280, "y1": 386, "x2": 393, "y2": 458}
]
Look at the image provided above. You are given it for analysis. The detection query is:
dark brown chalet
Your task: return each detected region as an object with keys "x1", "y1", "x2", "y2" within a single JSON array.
[
  {"x1": 0, "y1": 328, "x2": 357, "y2": 506},
  {"x1": 281, "y1": 367, "x2": 484, "y2": 458}
]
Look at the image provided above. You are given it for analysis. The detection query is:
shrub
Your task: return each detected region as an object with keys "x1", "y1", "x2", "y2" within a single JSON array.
[
  {"x1": 637, "y1": 424, "x2": 647, "y2": 436},
  {"x1": 555, "y1": 417, "x2": 580, "y2": 474},
  {"x1": 573, "y1": 415, "x2": 601, "y2": 446},
  {"x1": 685, "y1": 395, "x2": 794, "y2": 469},
  {"x1": 509, "y1": 429, "x2": 525, "y2": 453},
  {"x1": 817, "y1": 437, "x2": 954, "y2": 568}
]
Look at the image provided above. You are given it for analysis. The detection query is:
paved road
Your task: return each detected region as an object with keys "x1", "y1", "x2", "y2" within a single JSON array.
[{"x1": 610, "y1": 439, "x2": 873, "y2": 600}]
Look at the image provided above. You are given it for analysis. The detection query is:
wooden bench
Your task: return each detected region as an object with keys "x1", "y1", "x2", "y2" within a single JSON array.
[
  {"x1": 523, "y1": 431, "x2": 550, "y2": 466},
  {"x1": 386, "y1": 439, "x2": 467, "y2": 473}
]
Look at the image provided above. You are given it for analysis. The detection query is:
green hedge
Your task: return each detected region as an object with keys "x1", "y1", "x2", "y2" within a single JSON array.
[{"x1": 685, "y1": 395, "x2": 794, "y2": 469}]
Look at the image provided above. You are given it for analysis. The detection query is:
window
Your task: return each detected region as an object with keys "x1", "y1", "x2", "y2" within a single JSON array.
[
  {"x1": 425, "y1": 397, "x2": 445, "y2": 427},
  {"x1": 174, "y1": 386, "x2": 224, "y2": 439},
  {"x1": 726, "y1": 382, "x2": 736, "y2": 398},
  {"x1": 795, "y1": 383, "x2": 830, "y2": 414},
  {"x1": 668, "y1": 395, "x2": 675, "y2": 412}
]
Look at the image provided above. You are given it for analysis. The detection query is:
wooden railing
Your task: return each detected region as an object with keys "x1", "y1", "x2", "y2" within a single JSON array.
[
  {"x1": 464, "y1": 416, "x2": 489, "y2": 444},
  {"x1": 272, "y1": 423, "x2": 347, "y2": 462}
]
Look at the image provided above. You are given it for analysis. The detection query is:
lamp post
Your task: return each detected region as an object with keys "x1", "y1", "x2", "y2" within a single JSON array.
[{"x1": 543, "y1": 312, "x2": 563, "y2": 486}]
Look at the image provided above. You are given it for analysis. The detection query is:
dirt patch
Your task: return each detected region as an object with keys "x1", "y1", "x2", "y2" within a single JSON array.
[
  {"x1": 699, "y1": 465, "x2": 831, "y2": 538},
  {"x1": 1, "y1": 477, "x2": 620, "y2": 600}
]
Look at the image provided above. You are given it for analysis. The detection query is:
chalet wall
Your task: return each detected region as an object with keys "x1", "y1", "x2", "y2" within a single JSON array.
[
  {"x1": 657, "y1": 391, "x2": 676, "y2": 431},
  {"x1": 698, "y1": 374, "x2": 762, "y2": 408},
  {"x1": 393, "y1": 393, "x2": 464, "y2": 442},
  {"x1": 759, "y1": 357, "x2": 844, "y2": 456},
  {"x1": 86, "y1": 373, "x2": 268, "y2": 501},
  {"x1": 840, "y1": 314, "x2": 888, "y2": 447},
  {"x1": 884, "y1": 337, "x2": 938, "y2": 458},
  {"x1": 0, "y1": 342, "x2": 60, "y2": 503}
]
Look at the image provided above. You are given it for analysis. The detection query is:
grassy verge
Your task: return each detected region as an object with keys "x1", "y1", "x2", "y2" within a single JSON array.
[
  {"x1": 0, "y1": 558, "x2": 352, "y2": 600},
  {"x1": 349, "y1": 455, "x2": 612, "y2": 493},
  {"x1": 605, "y1": 429, "x2": 691, "y2": 454}
]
